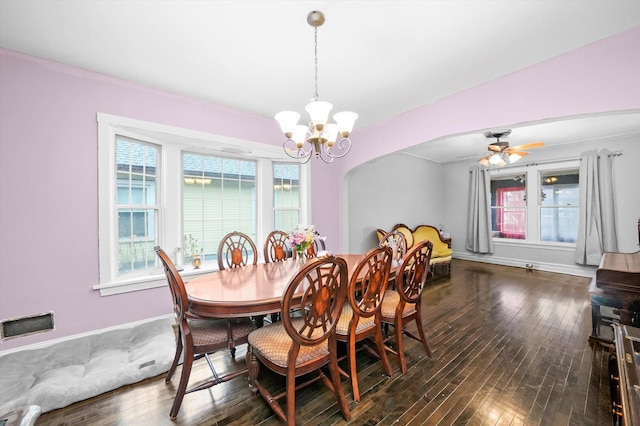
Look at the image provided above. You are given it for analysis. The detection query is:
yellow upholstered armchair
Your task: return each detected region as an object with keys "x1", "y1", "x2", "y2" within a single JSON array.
[{"x1": 377, "y1": 223, "x2": 452, "y2": 277}]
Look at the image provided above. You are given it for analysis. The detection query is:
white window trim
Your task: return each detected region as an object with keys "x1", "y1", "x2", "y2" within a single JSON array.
[
  {"x1": 95, "y1": 113, "x2": 310, "y2": 296},
  {"x1": 489, "y1": 159, "x2": 580, "y2": 246}
]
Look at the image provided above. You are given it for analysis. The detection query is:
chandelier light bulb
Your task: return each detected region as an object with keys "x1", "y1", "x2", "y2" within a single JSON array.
[
  {"x1": 333, "y1": 111, "x2": 359, "y2": 137},
  {"x1": 291, "y1": 125, "x2": 309, "y2": 148},
  {"x1": 305, "y1": 100, "x2": 333, "y2": 131},
  {"x1": 274, "y1": 111, "x2": 301, "y2": 138}
]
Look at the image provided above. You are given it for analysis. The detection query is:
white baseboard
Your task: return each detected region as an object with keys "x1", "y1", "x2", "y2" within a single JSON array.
[
  {"x1": 452, "y1": 251, "x2": 597, "y2": 278},
  {"x1": 0, "y1": 313, "x2": 174, "y2": 357}
]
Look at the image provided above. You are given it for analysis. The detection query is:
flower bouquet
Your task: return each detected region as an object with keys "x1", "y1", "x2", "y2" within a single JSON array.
[{"x1": 287, "y1": 225, "x2": 316, "y2": 261}]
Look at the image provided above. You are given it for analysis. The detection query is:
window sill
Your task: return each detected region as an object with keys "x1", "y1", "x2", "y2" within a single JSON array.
[
  {"x1": 93, "y1": 264, "x2": 219, "y2": 296},
  {"x1": 493, "y1": 239, "x2": 576, "y2": 251}
]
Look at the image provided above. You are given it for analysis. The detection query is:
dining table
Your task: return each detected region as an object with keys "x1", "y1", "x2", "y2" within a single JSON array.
[{"x1": 185, "y1": 254, "x2": 367, "y2": 320}]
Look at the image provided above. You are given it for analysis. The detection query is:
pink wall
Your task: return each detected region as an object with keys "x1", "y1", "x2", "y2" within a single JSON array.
[
  {"x1": 314, "y1": 26, "x2": 640, "y2": 251},
  {"x1": 0, "y1": 49, "x2": 283, "y2": 350},
  {"x1": 1, "y1": 25, "x2": 639, "y2": 351}
]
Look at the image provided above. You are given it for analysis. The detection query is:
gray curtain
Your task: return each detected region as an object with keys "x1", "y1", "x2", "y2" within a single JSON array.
[
  {"x1": 466, "y1": 166, "x2": 494, "y2": 254},
  {"x1": 574, "y1": 149, "x2": 618, "y2": 265}
]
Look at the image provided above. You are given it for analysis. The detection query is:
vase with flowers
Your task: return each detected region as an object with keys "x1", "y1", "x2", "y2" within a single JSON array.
[
  {"x1": 184, "y1": 234, "x2": 203, "y2": 269},
  {"x1": 287, "y1": 225, "x2": 316, "y2": 265}
]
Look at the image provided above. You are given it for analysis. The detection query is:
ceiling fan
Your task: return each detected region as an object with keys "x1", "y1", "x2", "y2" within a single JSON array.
[{"x1": 478, "y1": 130, "x2": 544, "y2": 167}]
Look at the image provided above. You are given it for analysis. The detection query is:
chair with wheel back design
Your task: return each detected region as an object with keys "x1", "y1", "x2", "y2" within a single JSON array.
[
  {"x1": 154, "y1": 246, "x2": 254, "y2": 419},
  {"x1": 380, "y1": 239, "x2": 434, "y2": 373},
  {"x1": 335, "y1": 246, "x2": 394, "y2": 402},
  {"x1": 247, "y1": 255, "x2": 351, "y2": 425},
  {"x1": 378, "y1": 229, "x2": 408, "y2": 268},
  {"x1": 264, "y1": 230, "x2": 293, "y2": 263},
  {"x1": 301, "y1": 229, "x2": 327, "y2": 259},
  {"x1": 217, "y1": 231, "x2": 258, "y2": 270}
]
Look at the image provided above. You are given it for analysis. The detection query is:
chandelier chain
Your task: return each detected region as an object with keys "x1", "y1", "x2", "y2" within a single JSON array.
[{"x1": 313, "y1": 25, "x2": 319, "y2": 100}]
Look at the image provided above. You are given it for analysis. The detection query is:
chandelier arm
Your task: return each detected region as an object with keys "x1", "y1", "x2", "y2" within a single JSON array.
[
  {"x1": 316, "y1": 147, "x2": 335, "y2": 163},
  {"x1": 322, "y1": 137, "x2": 352, "y2": 159},
  {"x1": 283, "y1": 138, "x2": 313, "y2": 161}
]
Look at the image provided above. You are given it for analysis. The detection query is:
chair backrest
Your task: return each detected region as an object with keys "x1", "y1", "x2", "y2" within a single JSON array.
[
  {"x1": 217, "y1": 231, "x2": 258, "y2": 270},
  {"x1": 303, "y1": 229, "x2": 327, "y2": 258},
  {"x1": 378, "y1": 230, "x2": 407, "y2": 266},
  {"x1": 396, "y1": 239, "x2": 433, "y2": 304},
  {"x1": 281, "y1": 255, "x2": 348, "y2": 347},
  {"x1": 264, "y1": 230, "x2": 292, "y2": 263},
  {"x1": 155, "y1": 246, "x2": 188, "y2": 322},
  {"x1": 348, "y1": 246, "x2": 393, "y2": 320}
]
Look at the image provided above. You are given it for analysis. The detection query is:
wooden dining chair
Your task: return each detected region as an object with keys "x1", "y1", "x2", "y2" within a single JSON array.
[
  {"x1": 217, "y1": 231, "x2": 258, "y2": 270},
  {"x1": 378, "y1": 230, "x2": 408, "y2": 268},
  {"x1": 335, "y1": 246, "x2": 394, "y2": 402},
  {"x1": 263, "y1": 230, "x2": 292, "y2": 263},
  {"x1": 301, "y1": 228, "x2": 327, "y2": 258},
  {"x1": 154, "y1": 246, "x2": 255, "y2": 419},
  {"x1": 247, "y1": 255, "x2": 351, "y2": 426},
  {"x1": 380, "y1": 239, "x2": 434, "y2": 373}
]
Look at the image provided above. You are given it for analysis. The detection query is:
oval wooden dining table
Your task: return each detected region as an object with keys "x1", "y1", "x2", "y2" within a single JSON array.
[{"x1": 185, "y1": 254, "x2": 366, "y2": 319}]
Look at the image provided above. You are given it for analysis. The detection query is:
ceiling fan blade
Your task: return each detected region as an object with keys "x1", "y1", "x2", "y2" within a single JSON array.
[
  {"x1": 488, "y1": 144, "x2": 503, "y2": 152},
  {"x1": 508, "y1": 141, "x2": 544, "y2": 151},
  {"x1": 507, "y1": 150, "x2": 530, "y2": 157},
  {"x1": 478, "y1": 155, "x2": 491, "y2": 167}
]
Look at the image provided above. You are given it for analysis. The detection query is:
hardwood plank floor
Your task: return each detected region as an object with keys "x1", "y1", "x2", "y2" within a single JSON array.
[{"x1": 35, "y1": 260, "x2": 613, "y2": 425}]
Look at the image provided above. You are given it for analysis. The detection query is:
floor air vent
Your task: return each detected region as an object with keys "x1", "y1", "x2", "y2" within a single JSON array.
[{"x1": 1, "y1": 312, "x2": 54, "y2": 340}]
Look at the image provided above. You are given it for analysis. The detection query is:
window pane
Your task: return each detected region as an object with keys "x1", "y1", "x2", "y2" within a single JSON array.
[
  {"x1": 116, "y1": 137, "x2": 159, "y2": 274},
  {"x1": 540, "y1": 170, "x2": 579, "y2": 242},
  {"x1": 183, "y1": 153, "x2": 256, "y2": 263},
  {"x1": 273, "y1": 163, "x2": 300, "y2": 231},
  {"x1": 491, "y1": 175, "x2": 526, "y2": 239}
]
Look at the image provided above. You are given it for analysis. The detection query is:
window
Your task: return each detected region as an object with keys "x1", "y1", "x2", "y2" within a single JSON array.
[
  {"x1": 489, "y1": 161, "x2": 579, "y2": 245},
  {"x1": 116, "y1": 137, "x2": 159, "y2": 273},
  {"x1": 273, "y1": 163, "x2": 301, "y2": 231},
  {"x1": 539, "y1": 170, "x2": 579, "y2": 243},
  {"x1": 97, "y1": 113, "x2": 309, "y2": 295},
  {"x1": 183, "y1": 153, "x2": 257, "y2": 264},
  {"x1": 491, "y1": 175, "x2": 526, "y2": 240}
]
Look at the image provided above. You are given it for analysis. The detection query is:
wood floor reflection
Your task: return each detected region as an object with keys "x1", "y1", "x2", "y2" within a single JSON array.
[{"x1": 36, "y1": 260, "x2": 612, "y2": 426}]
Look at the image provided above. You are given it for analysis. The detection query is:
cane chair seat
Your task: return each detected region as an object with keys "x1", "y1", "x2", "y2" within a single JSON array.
[
  {"x1": 380, "y1": 291, "x2": 415, "y2": 317},
  {"x1": 248, "y1": 319, "x2": 329, "y2": 368},
  {"x1": 189, "y1": 318, "x2": 254, "y2": 347},
  {"x1": 335, "y1": 304, "x2": 377, "y2": 335}
]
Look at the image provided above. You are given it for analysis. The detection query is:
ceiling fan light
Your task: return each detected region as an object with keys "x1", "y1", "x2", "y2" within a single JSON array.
[
  {"x1": 489, "y1": 153, "x2": 502, "y2": 165},
  {"x1": 478, "y1": 157, "x2": 490, "y2": 167}
]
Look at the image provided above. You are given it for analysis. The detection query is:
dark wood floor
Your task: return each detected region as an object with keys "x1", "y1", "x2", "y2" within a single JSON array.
[{"x1": 36, "y1": 260, "x2": 614, "y2": 426}]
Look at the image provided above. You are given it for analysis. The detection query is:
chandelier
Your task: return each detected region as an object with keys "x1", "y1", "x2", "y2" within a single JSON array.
[{"x1": 275, "y1": 11, "x2": 358, "y2": 164}]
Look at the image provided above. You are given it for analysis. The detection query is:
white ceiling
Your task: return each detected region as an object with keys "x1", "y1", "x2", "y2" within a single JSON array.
[{"x1": 1, "y1": 0, "x2": 639, "y2": 163}]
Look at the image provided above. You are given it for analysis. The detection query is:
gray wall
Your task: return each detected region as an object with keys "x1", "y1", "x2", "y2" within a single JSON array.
[
  {"x1": 345, "y1": 153, "x2": 444, "y2": 254},
  {"x1": 347, "y1": 133, "x2": 640, "y2": 276}
]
